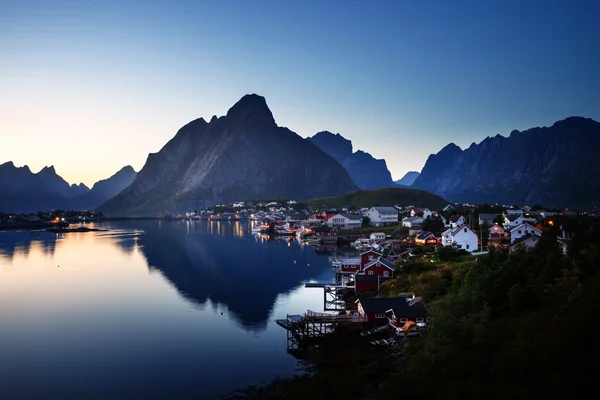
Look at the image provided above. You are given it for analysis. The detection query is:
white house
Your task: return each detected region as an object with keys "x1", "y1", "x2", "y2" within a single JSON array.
[
  {"x1": 366, "y1": 207, "x2": 399, "y2": 226},
  {"x1": 504, "y1": 215, "x2": 537, "y2": 230},
  {"x1": 402, "y1": 216, "x2": 423, "y2": 228},
  {"x1": 443, "y1": 204, "x2": 455, "y2": 212},
  {"x1": 510, "y1": 223, "x2": 542, "y2": 244},
  {"x1": 509, "y1": 235, "x2": 540, "y2": 252},
  {"x1": 410, "y1": 208, "x2": 433, "y2": 219},
  {"x1": 370, "y1": 232, "x2": 386, "y2": 241},
  {"x1": 442, "y1": 224, "x2": 479, "y2": 252},
  {"x1": 448, "y1": 215, "x2": 466, "y2": 229},
  {"x1": 327, "y1": 213, "x2": 363, "y2": 230}
]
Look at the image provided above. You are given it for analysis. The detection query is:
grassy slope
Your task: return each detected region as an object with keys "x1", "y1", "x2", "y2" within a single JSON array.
[{"x1": 306, "y1": 187, "x2": 447, "y2": 210}]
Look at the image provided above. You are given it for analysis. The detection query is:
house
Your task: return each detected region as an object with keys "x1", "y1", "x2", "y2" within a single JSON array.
[
  {"x1": 385, "y1": 297, "x2": 429, "y2": 330},
  {"x1": 381, "y1": 248, "x2": 401, "y2": 262},
  {"x1": 448, "y1": 215, "x2": 466, "y2": 229},
  {"x1": 312, "y1": 226, "x2": 337, "y2": 237},
  {"x1": 355, "y1": 274, "x2": 380, "y2": 293},
  {"x1": 360, "y1": 248, "x2": 383, "y2": 266},
  {"x1": 357, "y1": 296, "x2": 428, "y2": 325},
  {"x1": 337, "y1": 257, "x2": 362, "y2": 274},
  {"x1": 443, "y1": 204, "x2": 455, "y2": 212},
  {"x1": 370, "y1": 232, "x2": 386, "y2": 241},
  {"x1": 503, "y1": 214, "x2": 537, "y2": 229},
  {"x1": 410, "y1": 208, "x2": 432, "y2": 219},
  {"x1": 478, "y1": 213, "x2": 500, "y2": 225},
  {"x1": 359, "y1": 257, "x2": 394, "y2": 280},
  {"x1": 488, "y1": 223, "x2": 508, "y2": 245},
  {"x1": 327, "y1": 213, "x2": 362, "y2": 230},
  {"x1": 415, "y1": 231, "x2": 438, "y2": 246},
  {"x1": 442, "y1": 224, "x2": 479, "y2": 252},
  {"x1": 366, "y1": 206, "x2": 399, "y2": 226},
  {"x1": 401, "y1": 216, "x2": 423, "y2": 228},
  {"x1": 509, "y1": 235, "x2": 540, "y2": 252},
  {"x1": 510, "y1": 223, "x2": 542, "y2": 244}
]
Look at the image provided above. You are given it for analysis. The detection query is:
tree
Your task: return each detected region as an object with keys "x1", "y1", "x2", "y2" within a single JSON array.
[
  {"x1": 362, "y1": 216, "x2": 370, "y2": 227},
  {"x1": 422, "y1": 216, "x2": 445, "y2": 233}
]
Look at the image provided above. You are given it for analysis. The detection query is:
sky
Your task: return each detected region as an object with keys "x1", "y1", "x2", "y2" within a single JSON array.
[{"x1": 1, "y1": 0, "x2": 599, "y2": 187}]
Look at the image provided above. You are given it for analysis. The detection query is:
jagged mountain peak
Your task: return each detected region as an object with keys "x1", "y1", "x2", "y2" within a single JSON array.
[
  {"x1": 225, "y1": 93, "x2": 275, "y2": 128},
  {"x1": 412, "y1": 116, "x2": 600, "y2": 208}
]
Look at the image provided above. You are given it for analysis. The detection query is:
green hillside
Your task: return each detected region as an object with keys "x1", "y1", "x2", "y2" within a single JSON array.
[{"x1": 306, "y1": 187, "x2": 447, "y2": 210}]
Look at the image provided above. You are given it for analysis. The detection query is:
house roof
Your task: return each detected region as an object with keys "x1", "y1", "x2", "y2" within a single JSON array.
[
  {"x1": 360, "y1": 297, "x2": 429, "y2": 317},
  {"x1": 360, "y1": 247, "x2": 383, "y2": 255},
  {"x1": 371, "y1": 232, "x2": 385, "y2": 236},
  {"x1": 370, "y1": 206, "x2": 398, "y2": 213},
  {"x1": 402, "y1": 216, "x2": 423, "y2": 222},
  {"x1": 510, "y1": 234, "x2": 540, "y2": 248},
  {"x1": 339, "y1": 213, "x2": 362, "y2": 221},
  {"x1": 442, "y1": 227, "x2": 453, "y2": 236},
  {"x1": 449, "y1": 214, "x2": 462, "y2": 223},
  {"x1": 416, "y1": 231, "x2": 436, "y2": 240},
  {"x1": 364, "y1": 257, "x2": 394, "y2": 270},
  {"x1": 451, "y1": 224, "x2": 473, "y2": 235}
]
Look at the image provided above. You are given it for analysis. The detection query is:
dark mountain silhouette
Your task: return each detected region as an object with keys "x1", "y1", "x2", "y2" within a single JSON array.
[
  {"x1": 37, "y1": 166, "x2": 78, "y2": 197},
  {"x1": 395, "y1": 171, "x2": 420, "y2": 187},
  {"x1": 412, "y1": 117, "x2": 600, "y2": 208},
  {"x1": 0, "y1": 162, "x2": 136, "y2": 213},
  {"x1": 308, "y1": 131, "x2": 395, "y2": 190},
  {"x1": 99, "y1": 94, "x2": 357, "y2": 216}
]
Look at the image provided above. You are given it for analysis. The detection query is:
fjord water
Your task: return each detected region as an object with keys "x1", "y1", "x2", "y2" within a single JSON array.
[{"x1": 0, "y1": 221, "x2": 335, "y2": 399}]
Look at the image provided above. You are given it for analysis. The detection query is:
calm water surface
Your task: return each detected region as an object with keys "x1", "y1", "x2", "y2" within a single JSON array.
[{"x1": 0, "y1": 220, "x2": 336, "y2": 399}]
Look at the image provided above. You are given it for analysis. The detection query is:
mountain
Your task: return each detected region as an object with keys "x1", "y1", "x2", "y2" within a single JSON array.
[
  {"x1": 99, "y1": 94, "x2": 358, "y2": 216},
  {"x1": 395, "y1": 171, "x2": 420, "y2": 187},
  {"x1": 70, "y1": 183, "x2": 90, "y2": 197},
  {"x1": 87, "y1": 166, "x2": 136, "y2": 203},
  {"x1": 412, "y1": 117, "x2": 600, "y2": 208},
  {"x1": 306, "y1": 187, "x2": 447, "y2": 210},
  {"x1": 0, "y1": 162, "x2": 136, "y2": 213},
  {"x1": 37, "y1": 166, "x2": 75, "y2": 197},
  {"x1": 308, "y1": 131, "x2": 395, "y2": 190}
]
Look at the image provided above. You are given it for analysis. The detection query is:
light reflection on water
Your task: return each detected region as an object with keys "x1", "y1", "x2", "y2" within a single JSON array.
[{"x1": 0, "y1": 220, "x2": 335, "y2": 399}]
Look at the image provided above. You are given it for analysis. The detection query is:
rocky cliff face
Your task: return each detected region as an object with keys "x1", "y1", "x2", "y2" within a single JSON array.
[
  {"x1": 308, "y1": 131, "x2": 395, "y2": 190},
  {"x1": 99, "y1": 94, "x2": 358, "y2": 216},
  {"x1": 412, "y1": 117, "x2": 600, "y2": 208},
  {"x1": 395, "y1": 171, "x2": 420, "y2": 187}
]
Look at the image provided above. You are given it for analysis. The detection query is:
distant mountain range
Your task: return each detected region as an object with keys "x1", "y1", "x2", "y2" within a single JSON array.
[
  {"x1": 308, "y1": 131, "x2": 396, "y2": 190},
  {"x1": 395, "y1": 171, "x2": 420, "y2": 187},
  {"x1": 0, "y1": 163, "x2": 136, "y2": 213},
  {"x1": 99, "y1": 94, "x2": 358, "y2": 216},
  {"x1": 412, "y1": 116, "x2": 600, "y2": 208}
]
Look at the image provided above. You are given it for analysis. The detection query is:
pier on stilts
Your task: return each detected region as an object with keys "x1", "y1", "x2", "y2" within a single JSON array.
[
  {"x1": 304, "y1": 271, "x2": 355, "y2": 311},
  {"x1": 276, "y1": 310, "x2": 365, "y2": 353}
]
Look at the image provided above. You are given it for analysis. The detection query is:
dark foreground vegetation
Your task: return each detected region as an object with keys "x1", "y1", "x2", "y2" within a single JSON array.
[{"x1": 225, "y1": 217, "x2": 600, "y2": 399}]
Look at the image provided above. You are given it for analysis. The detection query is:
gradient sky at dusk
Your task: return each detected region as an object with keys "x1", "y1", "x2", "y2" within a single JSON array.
[{"x1": 1, "y1": 0, "x2": 599, "y2": 187}]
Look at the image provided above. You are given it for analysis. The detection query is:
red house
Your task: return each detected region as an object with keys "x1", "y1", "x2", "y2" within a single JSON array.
[
  {"x1": 385, "y1": 297, "x2": 429, "y2": 336},
  {"x1": 360, "y1": 248, "x2": 383, "y2": 267},
  {"x1": 357, "y1": 297, "x2": 428, "y2": 325},
  {"x1": 354, "y1": 274, "x2": 380, "y2": 294},
  {"x1": 360, "y1": 257, "x2": 394, "y2": 280},
  {"x1": 415, "y1": 231, "x2": 438, "y2": 246},
  {"x1": 313, "y1": 226, "x2": 337, "y2": 237},
  {"x1": 338, "y1": 257, "x2": 362, "y2": 274}
]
